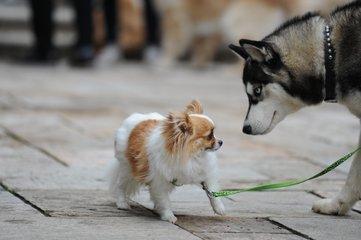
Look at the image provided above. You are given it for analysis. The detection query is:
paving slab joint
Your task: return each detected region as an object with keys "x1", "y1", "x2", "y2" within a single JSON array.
[
  {"x1": 0, "y1": 181, "x2": 51, "y2": 217},
  {"x1": 266, "y1": 218, "x2": 315, "y2": 240},
  {"x1": 1, "y1": 125, "x2": 69, "y2": 167}
]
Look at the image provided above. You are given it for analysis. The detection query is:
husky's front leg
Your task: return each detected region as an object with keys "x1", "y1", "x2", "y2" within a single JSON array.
[
  {"x1": 313, "y1": 124, "x2": 361, "y2": 215},
  {"x1": 203, "y1": 180, "x2": 225, "y2": 216}
]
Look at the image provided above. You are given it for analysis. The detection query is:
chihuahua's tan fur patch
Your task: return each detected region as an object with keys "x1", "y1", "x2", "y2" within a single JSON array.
[{"x1": 126, "y1": 119, "x2": 159, "y2": 182}]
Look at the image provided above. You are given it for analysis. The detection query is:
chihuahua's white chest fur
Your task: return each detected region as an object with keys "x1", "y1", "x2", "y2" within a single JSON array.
[
  {"x1": 109, "y1": 100, "x2": 225, "y2": 223},
  {"x1": 147, "y1": 124, "x2": 218, "y2": 185}
]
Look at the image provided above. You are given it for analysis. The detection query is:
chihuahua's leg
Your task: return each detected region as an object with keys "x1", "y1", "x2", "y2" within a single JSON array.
[
  {"x1": 116, "y1": 178, "x2": 141, "y2": 210},
  {"x1": 203, "y1": 179, "x2": 225, "y2": 216},
  {"x1": 114, "y1": 178, "x2": 132, "y2": 210},
  {"x1": 116, "y1": 192, "x2": 131, "y2": 210},
  {"x1": 110, "y1": 159, "x2": 134, "y2": 210},
  {"x1": 313, "y1": 123, "x2": 361, "y2": 215},
  {"x1": 149, "y1": 179, "x2": 177, "y2": 223}
]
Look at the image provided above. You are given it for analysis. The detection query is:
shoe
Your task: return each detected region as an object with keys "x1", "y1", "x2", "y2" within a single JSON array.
[
  {"x1": 69, "y1": 45, "x2": 94, "y2": 67},
  {"x1": 21, "y1": 48, "x2": 58, "y2": 65},
  {"x1": 95, "y1": 44, "x2": 119, "y2": 67},
  {"x1": 144, "y1": 45, "x2": 160, "y2": 63}
]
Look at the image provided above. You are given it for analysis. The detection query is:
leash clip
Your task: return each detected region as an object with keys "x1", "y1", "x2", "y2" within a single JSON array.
[{"x1": 171, "y1": 179, "x2": 183, "y2": 187}]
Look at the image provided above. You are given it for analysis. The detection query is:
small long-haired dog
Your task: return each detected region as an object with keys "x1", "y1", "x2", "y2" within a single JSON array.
[{"x1": 109, "y1": 100, "x2": 225, "y2": 223}]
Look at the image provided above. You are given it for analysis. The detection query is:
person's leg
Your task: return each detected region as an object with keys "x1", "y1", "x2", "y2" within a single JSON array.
[
  {"x1": 94, "y1": 0, "x2": 119, "y2": 67},
  {"x1": 28, "y1": 0, "x2": 54, "y2": 60},
  {"x1": 104, "y1": 0, "x2": 117, "y2": 44},
  {"x1": 143, "y1": 0, "x2": 161, "y2": 62},
  {"x1": 73, "y1": 0, "x2": 93, "y2": 47},
  {"x1": 144, "y1": 0, "x2": 160, "y2": 46},
  {"x1": 71, "y1": 0, "x2": 94, "y2": 65}
]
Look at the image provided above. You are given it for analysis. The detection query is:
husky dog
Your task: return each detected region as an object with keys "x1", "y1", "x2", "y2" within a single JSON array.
[{"x1": 230, "y1": 1, "x2": 361, "y2": 215}]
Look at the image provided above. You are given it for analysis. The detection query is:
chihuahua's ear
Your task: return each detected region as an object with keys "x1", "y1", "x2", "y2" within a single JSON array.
[
  {"x1": 229, "y1": 40, "x2": 278, "y2": 64},
  {"x1": 167, "y1": 112, "x2": 193, "y2": 134},
  {"x1": 185, "y1": 99, "x2": 203, "y2": 114}
]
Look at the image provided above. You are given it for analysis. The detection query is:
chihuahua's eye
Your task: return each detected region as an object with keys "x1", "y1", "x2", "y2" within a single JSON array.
[
  {"x1": 206, "y1": 130, "x2": 214, "y2": 140},
  {"x1": 254, "y1": 86, "x2": 262, "y2": 97}
]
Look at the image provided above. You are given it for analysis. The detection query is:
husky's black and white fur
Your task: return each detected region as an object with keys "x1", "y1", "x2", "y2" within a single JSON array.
[{"x1": 230, "y1": 0, "x2": 361, "y2": 216}]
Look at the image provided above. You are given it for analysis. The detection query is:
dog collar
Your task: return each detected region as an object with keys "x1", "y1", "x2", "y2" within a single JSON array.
[{"x1": 323, "y1": 25, "x2": 337, "y2": 103}]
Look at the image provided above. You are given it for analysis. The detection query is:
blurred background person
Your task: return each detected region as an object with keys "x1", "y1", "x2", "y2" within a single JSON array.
[
  {"x1": 26, "y1": 0, "x2": 122, "y2": 66},
  {"x1": 26, "y1": 0, "x2": 96, "y2": 66}
]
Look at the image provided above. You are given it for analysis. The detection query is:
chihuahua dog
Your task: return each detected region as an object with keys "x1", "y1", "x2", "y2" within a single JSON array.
[{"x1": 109, "y1": 100, "x2": 225, "y2": 223}]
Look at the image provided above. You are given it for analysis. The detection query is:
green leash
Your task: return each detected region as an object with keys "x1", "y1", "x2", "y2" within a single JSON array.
[{"x1": 212, "y1": 148, "x2": 361, "y2": 198}]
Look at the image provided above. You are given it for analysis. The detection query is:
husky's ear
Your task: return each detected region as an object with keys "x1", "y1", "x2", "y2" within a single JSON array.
[
  {"x1": 167, "y1": 112, "x2": 193, "y2": 135},
  {"x1": 231, "y1": 40, "x2": 278, "y2": 64},
  {"x1": 185, "y1": 99, "x2": 203, "y2": 114},
  {"x1": 229, "y1": 44, "x2": 248, "y2": 59}
]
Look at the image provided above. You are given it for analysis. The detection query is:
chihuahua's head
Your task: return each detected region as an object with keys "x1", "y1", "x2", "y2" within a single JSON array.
[{"x1": 162, "y1": 100, "x2": 223, "y2": 160}]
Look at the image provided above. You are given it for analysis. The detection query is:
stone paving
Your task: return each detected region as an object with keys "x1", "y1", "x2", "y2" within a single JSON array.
[{"x1": 0, "y1": 62, "x2": 360, "y2": 240}]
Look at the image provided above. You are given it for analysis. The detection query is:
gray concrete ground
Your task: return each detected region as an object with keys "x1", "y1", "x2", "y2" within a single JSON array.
[{"x1": 0, "y1": 62, "x2": 360, "y2": 240}]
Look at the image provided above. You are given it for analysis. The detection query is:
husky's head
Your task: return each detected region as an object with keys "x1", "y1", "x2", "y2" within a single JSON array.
[{"x1": 230, "y1": 39, "x2": 324, "y2": 135}]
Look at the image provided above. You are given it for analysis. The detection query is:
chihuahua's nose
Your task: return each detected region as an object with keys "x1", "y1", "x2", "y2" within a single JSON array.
[
  {"x1": 243, "y1": 125, "x2": 252, "y2": 135},
  {"x1": 218, "y1": 140, "x2": 223, "y2": 147}
]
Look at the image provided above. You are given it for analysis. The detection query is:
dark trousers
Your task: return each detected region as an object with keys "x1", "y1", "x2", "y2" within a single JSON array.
[
  {"x1": 103, "y1": 0, "x2": 117, "y2": 43},
  {"x1": 144, "y1": 0, "x2": 160, "y2": 46},
  {"x1": 72, "y1": 0, "x2": 93, "y2": 47},
  {"x1": 29, "y1": 0, "x2": 54, "y2": 56}
]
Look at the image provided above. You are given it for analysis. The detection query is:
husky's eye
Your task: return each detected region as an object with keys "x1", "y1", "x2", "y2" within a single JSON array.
[{"x1": 254, "y1": 86, "x2": 262, "y2": 97}]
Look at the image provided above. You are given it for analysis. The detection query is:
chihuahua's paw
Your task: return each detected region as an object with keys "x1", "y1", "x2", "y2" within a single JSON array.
[
  {"x1": 211, "y1": 199, "x2": 226, "y2": 216},
  {"x1": 116, "y1": 199, "x2": 131, "y2": 210},
  {"x1": 312, "y1": 198, "x2": 350, "y2": 216},
  {"x1": 160, "y1": 211, "x2": 177, "y2": 224}
]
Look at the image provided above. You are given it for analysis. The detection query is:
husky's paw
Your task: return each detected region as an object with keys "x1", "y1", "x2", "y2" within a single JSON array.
[
  {"x1": 160, "y1": 211, "x2": 177, "y2": 224},
  {"x1": 211, "y1": 199, "x2": 226, "y2": 216},
  {"x1": 312, "y1": 198, "x2": 350, "y2": 216},
  {"x1": 116, "y1": 199, "x2": 131, "y2": 210}
]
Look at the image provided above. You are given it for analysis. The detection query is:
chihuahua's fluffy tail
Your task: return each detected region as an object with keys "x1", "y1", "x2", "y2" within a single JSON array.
[
  {"x1": 108, "y1": 157, "x2": 141, "y2": 200},
  {"x1": 108, "y1": 158, "x2": 122, "y2": 198}
]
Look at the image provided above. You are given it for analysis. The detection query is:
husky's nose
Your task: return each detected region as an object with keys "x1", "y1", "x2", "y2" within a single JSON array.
[
  {"x1": 243, "y1": 125, "x2": 252, "y2": 135},
  {"x1": 218, "y1": 140, "x2": 223, "y2": 147}
]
